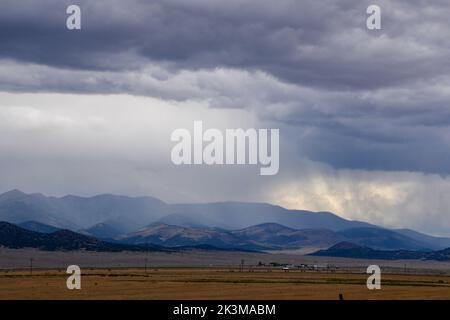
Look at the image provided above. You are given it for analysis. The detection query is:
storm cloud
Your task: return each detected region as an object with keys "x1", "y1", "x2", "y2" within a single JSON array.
[
  {"x1": 1, "y1": 0, "x2": 450, "y2": 89},
  {"x1": 1, "y1": 1, "x2": 450, "y2": 235}
]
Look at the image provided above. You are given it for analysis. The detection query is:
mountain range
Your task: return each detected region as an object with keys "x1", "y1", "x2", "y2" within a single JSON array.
[
  {"x1": 12, "y1": 219, "x2": 450, "y2": 252},
  {"x1": 310, "y1": 242, "x2": 450, "y2": 261},
  {"x1": 2, "y1": 221, "x2": 450, "y2": 261},
  {"x1": 109, "y1": 222, "x2": 447, "y2": 251},
  {"x1": 2, "y1": 190, "x2": 450, "y2": 253},
  {"x1": 0, "y1": 189, "x2": 372, "y2": 232}
]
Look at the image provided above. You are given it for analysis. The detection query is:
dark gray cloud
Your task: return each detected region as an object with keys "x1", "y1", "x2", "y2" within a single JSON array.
[
  {"x1": 1, "y1": 0, "x2": 450, "y2": 177},
  {"x1": 1, "y1": 0, "x2": 450, "y2": 89}
]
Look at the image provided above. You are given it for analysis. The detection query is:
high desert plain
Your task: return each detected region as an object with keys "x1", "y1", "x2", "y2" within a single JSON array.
[{"x1": 1, "y1": 248, "x2": 450, "y2": 300}]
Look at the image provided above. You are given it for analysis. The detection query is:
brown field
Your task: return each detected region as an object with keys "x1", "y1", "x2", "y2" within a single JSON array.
[
  {"x1": 1, "y1": 248, "x2": 450, "y2": 299},
  {"x1": 1, "y1": 267, "x2": 450, "y2": 300}
]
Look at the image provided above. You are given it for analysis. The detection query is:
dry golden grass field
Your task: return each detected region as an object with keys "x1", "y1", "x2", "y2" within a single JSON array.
[{"x1": 1, "y1": 267, "x2": 450, "y2": 300}]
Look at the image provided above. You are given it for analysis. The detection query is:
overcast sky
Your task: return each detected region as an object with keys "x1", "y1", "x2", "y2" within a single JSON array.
[{"x1": 1, "y1": 0, "x2": 450, "y2": 235}]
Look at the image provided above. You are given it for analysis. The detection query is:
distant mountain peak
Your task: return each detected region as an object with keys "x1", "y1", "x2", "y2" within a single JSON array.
[
  {"x1": 328, "y1": 241, "x2": 365, "y2": 250},
  {"x1": 241, "y1": 222, "x2": 297, "y2": 232},
  {"x1": 0, "y1": 189, "x2": 27, "y2": 200},
  {"x1": 18, "y1": 221, "x2": 60, "y2": 234},
  {"x1": 80, "y1": 221, "x2": 125, "y2": 239}
]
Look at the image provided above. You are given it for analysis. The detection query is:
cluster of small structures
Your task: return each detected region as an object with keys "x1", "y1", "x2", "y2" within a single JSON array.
[{"x1": 242, "y1": 261, "x2": 340, "y2": 272}]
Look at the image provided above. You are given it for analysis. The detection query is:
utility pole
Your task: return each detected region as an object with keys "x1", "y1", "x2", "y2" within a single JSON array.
[
  {"x1": 145, "y1": 257, "x2": 148, "y2": 273},
  {"x1": 145, "y1": 242, "x2": 149, "y2": 274}
]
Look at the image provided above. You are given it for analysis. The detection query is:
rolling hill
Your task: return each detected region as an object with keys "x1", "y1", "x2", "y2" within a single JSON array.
[
  {"x1": 0, "y1": 221, "x2": 162, "y2": 252},
  {"x1": 18, "y1": 221, "x2": 60, "y2": 234},
  {"x1": 166, "y1": 202, "x2": 374, "y2": 231},
  {"x1": 118, "y1": 223, "x2": 267, "y2": 251},
  {"x1": 79, "y1": 222, "x2": 124, "y2": 239},
  {"x1": 337, "y1": 227, "x2": 432, "y2": 251},
  {"x1": 395, "y1": 228, "x2": 450, "y2": 250},
  {"x1": 310, "y1": 242, "x2": 450, "y2": 261},
  {"x1": 117, "y1": 223, "x2": 431, "y2": 251},
  {"x1": 230, "y1": 223, "x2": 346, "y2": 249}
]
